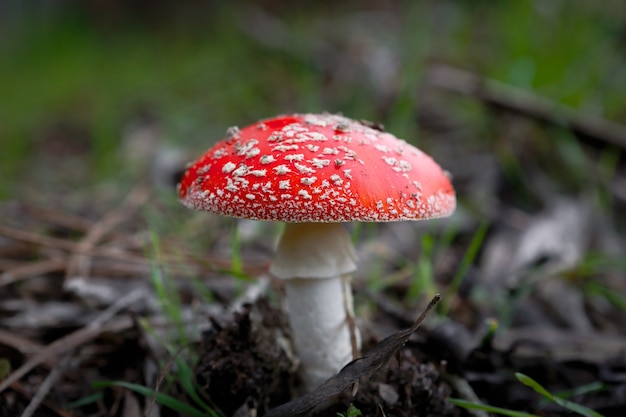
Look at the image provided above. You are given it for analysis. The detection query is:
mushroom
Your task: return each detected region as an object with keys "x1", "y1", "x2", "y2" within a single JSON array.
[{"x1": 177, "y1": 113, "x2": 456, "y2": 391}]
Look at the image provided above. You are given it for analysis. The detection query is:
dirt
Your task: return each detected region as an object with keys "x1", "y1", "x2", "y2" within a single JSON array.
[
  {"x1": 193, "y1": 296, "x2": 458, "y2": 417},
  {"x1": 193, "y1": 294, "x2": 626, "y2": 417},
  {"x1": 195, "y1": 299, "x2": 294, "y2": 416}
]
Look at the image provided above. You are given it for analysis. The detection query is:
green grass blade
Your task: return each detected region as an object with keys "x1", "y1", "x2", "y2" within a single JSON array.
[
  {"x1": 585, "y1": 281, "x2": 626, "y2": 311},
  {"x1": 174, "y1": 355, "x2": 222, "y2": 417},
  {"x1": 65, "y1": 392, "x2": 104, "y2": 409},
  {"x1": 440, "y1": 221, "x2": 489, "y2": 316},
  {"x1": 93, "y1": 380, "x2": 207, "y2": 417},
  {"x1": 448, "y1": 398, "x2": 540, "y2": 417},
  {"x1": 554, "y1": 382, "x2": 607, "y2": 400},
  {"x1": 230, "y1": 221, "x2": 243, "y2": 275},
  {"x1": 149, "y1": 231, "x2": 188, "y2": 345},
  {"x1": 515, "y1": 373, "x2": 605, "y2": 417},
  {"x1": 407, "y1": 234, "x2": 437, "y2": 300}
]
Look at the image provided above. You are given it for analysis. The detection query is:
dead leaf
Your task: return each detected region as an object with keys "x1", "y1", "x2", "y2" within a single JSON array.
[{"x1": 262, "y1": 295, "x2": 440, "y2": 417}]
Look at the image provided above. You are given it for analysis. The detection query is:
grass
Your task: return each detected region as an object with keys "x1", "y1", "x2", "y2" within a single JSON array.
[
  {"x1": 92, "y1": 380, "x2": 220, "y2": 417},
  {"x1": 450, "y1": 372, "x2": 606, "y2": 417},
  {"x1": 88, "y1": 232, "x2": 225, "y2": 417},
  {"x1": 337, "y1": 403, "x2": 362, "y2": 417},
  {"x1": 438, "y1": 220, "x2": 489, "y2": 316}
]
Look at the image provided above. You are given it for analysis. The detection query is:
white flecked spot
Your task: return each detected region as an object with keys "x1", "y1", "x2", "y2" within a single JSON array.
[
  {"x1": 301, "y1": 176, "x2": 317, "y2": 186},
  {"x1": 222, "y1": 162, "x2": 236, "y2": 173},
  {"x1": 295, "y1": 163, "x2": 315, "y2": 174},
  {"x1": 234, "y1": 177, "x2": 249, "y2": 188},
  {"x1": 307, "y1": 144, "x2": 320, "y2": 152},
  {"x1": 396, "y1": 160, "x2": 412, "y2": 172},
  {"x1": 375, "y1": 144, "x2": 389, "y2": 153},
  {"x1": 246, "y1": 148, "x2": 261, "y2": 158},
  {"x1": 304, "y1": 114, "x2": 328, "y2": 126},
  {"x1": 246, "y1": 194, "x2": 256, "y2": 200},
  {"x1": 225, "y1": 178, "x2": 239, "y2": 192},
  {"x1": 250, "y1": 169, "x2": 267, "y2": 177},
  {"x1": 235, "y1": 139, "x2": 259, "y2": 156},
  {"x1": 312, "y1": 132, "x2": 328, "y2": 141},
  {"x1": 274, "y1": 144, "x2": 299, "y2": 152},
  {"x1": 334, "y1": 159, "x2": 345, "y2": 167},
  {"x1": 310, "y1": 158, "x2": 330, "y2": 168},
  {"x1": 197, "y1": 164, "x2": 211, "y2": 175},
  {"x1": 274, "y1": 165, "x2": 291, "y2": 175},
  {"x1": 322, "y1": 147, "x2": 339, "y2": 155},
  {"x1": 382, "y1": 156, "x2": 398, "y2": 166},
  {"x1": 279, "y1": 180, "x2": 290, "y2": 190},
  {"x1": 281, "y1": 194, "x2": 292, "y2": 199},
  {"x1": 365, "y1": 132, "x2": 378, "y2": 142},
  {"x1": 335, "y1": 121, "x2": 350, "y2": 132},
  {"x1": 212, "y1": 148, "x2": 228, "y2": 159},
  {"x1": 298, "y1": 189, "x2": 312, "y2": 199},
  {"x1": 343, "y1": 169, "x2": 352, "y2": 179},
  {"x1": 232, "y1": 165, "x2": 249, "y2": 177},
  {"x1": 226, "y1": 126, "x2": 240, "y2": 139},
  {"x1": 285, "y1": 154, "x2": 305, "y2": 162},
  {"x1": 330, "y1": 174, "x2": 343, "y2": 186},
  {"x1": 260, "y1": 155, "x2": 276, "y2": 164}
]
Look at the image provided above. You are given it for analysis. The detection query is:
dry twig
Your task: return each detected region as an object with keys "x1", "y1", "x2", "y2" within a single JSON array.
[
  {"x1": 0, "y1": 257, "x2": 67, "y2": 287},
  {"x1": 19, "y1": 355, "x2": 74, "y2": 417},
  {"x1": 65, "y1": 183, "x2": 151, "y2": 286},
  {"x1": 0, "y1": 289, "x2": 143, "y2": 393},
  {"x1": 425, "y1": 64, "x2": 626, "y2": 149}
]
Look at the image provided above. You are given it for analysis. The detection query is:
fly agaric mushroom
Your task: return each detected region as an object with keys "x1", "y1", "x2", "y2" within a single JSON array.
[{"x1": 178, "y1": 113, "x2": 455, "y2": 391}]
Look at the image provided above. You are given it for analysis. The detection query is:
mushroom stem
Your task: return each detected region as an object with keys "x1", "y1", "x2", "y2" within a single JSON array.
[{"x1": 270, "y1": 222, "x2": 359, "y2": 392}]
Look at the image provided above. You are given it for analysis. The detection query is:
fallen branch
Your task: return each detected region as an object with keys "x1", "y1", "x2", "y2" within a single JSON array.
[
  {"x1": 425, "y1": 64, "x2": 626, "y2": 150},
  {"x1": 263, "y1": 294, "x2": 441, "y2": 417},
  {"x1": 0, "y1": 223, "x2": 269, "y2": 278}
]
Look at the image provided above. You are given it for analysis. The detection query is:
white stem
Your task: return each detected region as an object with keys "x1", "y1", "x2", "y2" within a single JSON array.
[
  {"x1": 269, "y1": 222, "x2": 360, "y2": 392},
  {"x1": 284, "y1": 276, "x2": 353, "y2": 391}
]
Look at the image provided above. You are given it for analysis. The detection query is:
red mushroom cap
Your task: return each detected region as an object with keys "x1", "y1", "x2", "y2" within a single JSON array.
[{"x1": 178, "y1": 113, "x2": 456, "y2": 222}]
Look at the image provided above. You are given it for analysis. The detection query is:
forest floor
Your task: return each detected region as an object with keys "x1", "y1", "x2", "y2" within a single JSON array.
[{"x1": 1, "y1": 2, "x2": 626, "y2": 416}]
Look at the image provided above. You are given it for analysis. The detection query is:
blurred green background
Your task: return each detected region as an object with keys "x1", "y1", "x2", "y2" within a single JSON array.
[{"x1": 1, "y1": 0, "x2": 625, "y2": 199}]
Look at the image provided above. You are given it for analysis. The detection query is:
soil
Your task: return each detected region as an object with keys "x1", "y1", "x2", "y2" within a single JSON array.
[{"x1": 192, "y1": 295, "x2": 626, "y2": 417}]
